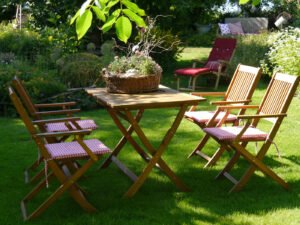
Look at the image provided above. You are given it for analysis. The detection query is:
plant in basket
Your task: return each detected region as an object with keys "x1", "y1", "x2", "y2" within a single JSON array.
[{"x1": 103, "y1": 16, "x2": 180, "y2": 93}]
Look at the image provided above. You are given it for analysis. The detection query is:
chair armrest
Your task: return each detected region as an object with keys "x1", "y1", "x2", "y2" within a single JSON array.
[
  {"x1": 34, "y1": 102, "x2": 77, "y2": 108},
  {"x1": 192, "y1": 59, "x2": 206, "y2": 68},
  {"x1": 211, "y1": 100, "x2": 251, "y2": 105},
  {"x1": 217, "y1": 60, "x2": 230, "y2": 65},
  {"x1": 237, "y1": 113, "x2": 287, "y2": 120},
  {"x1": 218, "y1": 105, "x2": 259, "y2": 110},
  {"x1": 34, "y1": 109, "x2": 80, "y2": 116},
  {"x1": 191, "y1": 92, "x2": 226, "y2": 97},
  {"x1": 32, "y1": 117, "x2": 81, "y2": 125},
  {"x1": 34, "y1": 129, "x2": 92, "y2": 138}
]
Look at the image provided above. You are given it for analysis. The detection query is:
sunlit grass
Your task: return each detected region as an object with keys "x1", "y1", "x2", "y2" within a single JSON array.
[{"x1": 1, "y1": 48, "x2": 300, "y2": 225}]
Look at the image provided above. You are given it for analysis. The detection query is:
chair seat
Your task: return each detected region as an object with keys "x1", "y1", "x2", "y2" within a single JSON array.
[
  {"x1": 45, "y1": 120, "x2": 98, "y2": 132},
  {"x1": 175, "y1": 67, "x2": 211, "y2": 76},
  {"x1": 203, "y1": 126, "x2": 268, "y2": 142},
  {"x1": 185, "y1": 111, "x2": 237, "y2": 125},
  {"x1": 45, "y1": 139, "x2": 111, "y2": 160}
]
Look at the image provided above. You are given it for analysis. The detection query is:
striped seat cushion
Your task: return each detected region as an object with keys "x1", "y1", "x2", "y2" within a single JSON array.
[
  {"x1": 45, "y1": 119, "x2": 98, "y2": 132},
  {"x1": 45, "y1": 139, "x2": 111, "y2": 159},
  {"x1": 203, "y1": 126, "x2": 268, "y2": 141},
  {"x1": 185, "y1": 111, "x2": 237, "y2": 124}
]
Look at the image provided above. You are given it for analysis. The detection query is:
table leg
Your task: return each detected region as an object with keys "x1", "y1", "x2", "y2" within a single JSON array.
[
  {"x1": 100, "y1": 109, "x2": 146, "y2": 169},
  {"x1": 123, "y1": 105, "x2": 190, "y2": 197}
]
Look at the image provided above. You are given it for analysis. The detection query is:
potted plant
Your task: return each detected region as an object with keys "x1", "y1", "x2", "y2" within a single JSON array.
[{"x1": 103, "y1": 53, "x2": 162, "y2": 93}]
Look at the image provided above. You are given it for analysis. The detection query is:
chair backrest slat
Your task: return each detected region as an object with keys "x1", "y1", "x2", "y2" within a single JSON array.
[
  {"x1": 8, "y1": 86, "x2": 37, "y2": 135},
  {"x1": 225, "y1": 64, "x2": 262, "y2": 102},
  {"x1": 12, "y1": 76, "x2": 37, "y2": 117},
  {"x1": 258, "y1": 73, "x2": 300, "y2": 123}
]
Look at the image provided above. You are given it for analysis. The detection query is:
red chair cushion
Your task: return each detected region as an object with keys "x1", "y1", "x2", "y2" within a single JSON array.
[
  {"x1": 45, "y1": 139, "x2": 111, "y2": 159},
  {"x1": 185, "y1": 111, "x2": 237, "y2": 125},
  {"x1": 175, "y1": 67, "x2": 211, "y2": 77},
  {"x1": 203, "y1": 126, "x2": 268, "y2": 142},
  {"x1": 45, "y1": 119, "x2": 98, "y2": 132}
]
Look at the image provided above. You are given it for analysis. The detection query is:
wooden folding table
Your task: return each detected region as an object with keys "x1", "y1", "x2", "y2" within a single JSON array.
[{"x1": 86, "y1": 85, "x2": 205, "y2": 197}]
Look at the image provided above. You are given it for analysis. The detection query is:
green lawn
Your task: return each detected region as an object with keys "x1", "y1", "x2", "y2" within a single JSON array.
[{"x1": 1, "y1": 48, "x2": 300, "y2": 225}]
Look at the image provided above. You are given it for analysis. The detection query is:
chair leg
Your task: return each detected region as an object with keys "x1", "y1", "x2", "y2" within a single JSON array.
[
  {"x1": 188, "y1": 134, "x2": 210, "y2": 159},
  {"x1": 214, "y1": 73, "x2": 221, "y2": 90},
  {"x1": 204, "y1": 146, "x2": 226, "y2": 168},
  {"x1": 21, "y1": 159, "x2": 97, "y2": 220},
  {"x1": 216, "y1": 151, "x2": 240, "y2": 180},
  {"x1": 192, "y1": 77, "x2": 197, "y2": 91},
  {"x1": 229, "y1": 142, "x2": 289, "y2": 192},
  {"x1": 176, "y1": 76, "x2": 180, "y2": 90}
]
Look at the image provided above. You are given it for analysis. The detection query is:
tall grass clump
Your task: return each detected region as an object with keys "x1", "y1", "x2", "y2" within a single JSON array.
[{"x1": 227, "y1": 33, "x2": 270, "y2": 76}]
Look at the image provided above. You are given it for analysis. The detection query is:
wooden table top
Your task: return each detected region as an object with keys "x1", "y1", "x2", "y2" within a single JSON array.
[{"x1": 86, "y1": 85, "x2": 205, "y2": 109}]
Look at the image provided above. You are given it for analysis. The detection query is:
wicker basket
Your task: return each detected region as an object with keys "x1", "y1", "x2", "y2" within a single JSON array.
[{"x1": 103, "y1": 72, "x2": 161, "y2": 94}]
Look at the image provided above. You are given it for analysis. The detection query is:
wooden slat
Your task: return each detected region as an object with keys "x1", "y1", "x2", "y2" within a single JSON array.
[{"x1": 86, "y1": 85, "x2": 205, "y2": 109}]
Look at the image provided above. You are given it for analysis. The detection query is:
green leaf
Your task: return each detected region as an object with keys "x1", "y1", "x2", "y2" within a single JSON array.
[
  {"x1": 122, "y1": 0, "x2": 145, "y2": 16},
  {"x1": 92, "y1": 6, "x2": 106, "y2": 22},
  {"x1": 122, "y1": 9, "x2": 146, "y2": 27},
  {"x1": 115, "y1": 16, "x2": 132, "y2": 43},
  {"x1": 112, "y1": 9, "x2": 121, "y2": 17},
  {"x1": 102, "y1": 15, "x2": 117, "y2": 32},
  {"x1": 95, "y1": 0, "x2": 104, "y2": 9},
  {"x1": 239, "y1": 0, "x2": 250, "y2": 4},
  {"x1": 76, "y1": 10, "x2": 93, "y2": 40},
  {"x1": 252, "y1": 0, "x2": 261, "y2": 6},
  {"x1": 106, "y1": 0, "x2": 119, "y2": 9},
  {"x1": 70, "y1": 9, "x2": 80, "y2": 25}
]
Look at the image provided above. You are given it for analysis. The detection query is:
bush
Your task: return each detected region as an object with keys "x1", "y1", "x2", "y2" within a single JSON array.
[
  {"x1": 25, "y1": 77, "x2": 67, "y2": 101},
  {"x1": 57, "y1": 53, "x2": 103, "y2": 88},
  {"x1": 261, "y1": 27, "x2": 300, "y2": 77},
  {"x1": 227, "y1": 32, "x2": 270, "y2": 77},
  {"x1": 0, "y1": 61, "x2": 64, "y2": 116},
  {"x1": 0, "y1": 23, "x2": 48, "y2": 61}
]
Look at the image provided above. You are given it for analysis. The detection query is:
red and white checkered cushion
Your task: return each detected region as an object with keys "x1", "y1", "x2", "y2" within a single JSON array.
[
  {"x1": 203, "y1": 126, "x2": 268, "y2": 141},
  {"x1": 185, "y1": 111, "x2": 237, "y2": 124},
  {"x1": 45, "y1": 139, "x2": 111, "y2": 160},
  {"x1": 45, "y1": 119, "x2": 98, "y2": 132}
]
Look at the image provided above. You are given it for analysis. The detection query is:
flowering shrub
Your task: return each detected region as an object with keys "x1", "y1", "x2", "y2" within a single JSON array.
[
  {"x1": 108, "y1": 55, "x2": 162, "y2": 76},
  {"x1": 261, "y1": 27, "x2": 300, "y2": 76}
]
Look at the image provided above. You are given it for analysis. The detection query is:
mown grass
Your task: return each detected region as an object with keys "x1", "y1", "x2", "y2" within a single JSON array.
[{"x1": 1, "y1": 48, "x2": 300, "y2": 225}]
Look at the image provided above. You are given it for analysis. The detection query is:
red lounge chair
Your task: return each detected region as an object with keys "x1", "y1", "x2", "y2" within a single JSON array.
[{"x1": 175, "y1": 38, "x2": 237, "y2": 90}]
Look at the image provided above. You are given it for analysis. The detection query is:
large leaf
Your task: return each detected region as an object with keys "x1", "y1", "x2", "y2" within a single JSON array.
[
  {"x1": 102, "y1": 15, "x2": 117, "y2": 32},
  {"x1": 76, "y1": 10, "x2": 93, "y2": 40},
  {"x1": 122, "y1": 0, "x2": 145, "y2": 16},
  {"x1": 106, "y1": 0, "x2": 119, "y2": 9},
  {"x1": 239, "y1": 0, "x2": 250, "y2": 4},
  {"x1": 115, "y1": 16, "x2": 132, "y2": 43},
  {"x1": 122, "y1": 9, "x2": 146, "y2": 27},
  {"x1": 70, "y1": 9, "x2": 80, "y2": 25},
  {"x1": 112, "y1": 9, "x2": 121, "y2": 17},
  {"x1": 92, "y1": 6, "x2": 106, "y2": 22}
]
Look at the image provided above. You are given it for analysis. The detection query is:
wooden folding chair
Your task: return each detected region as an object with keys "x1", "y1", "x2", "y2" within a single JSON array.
[
  {"x1": 203, "y1": 72, "x2": 300, "y2": 192},
  {"x1": 12, "y1": 76, "x2": 99, "y2": 182},
  {"x1": 186, "y1": 64, "x2": 262, "y2": 167},
  {"x1": 9, "y1": 86, "x2": 111, "y2": 220},
  {"x1": 175, "y1": 38, "x2": 237, "y2": 90}
]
